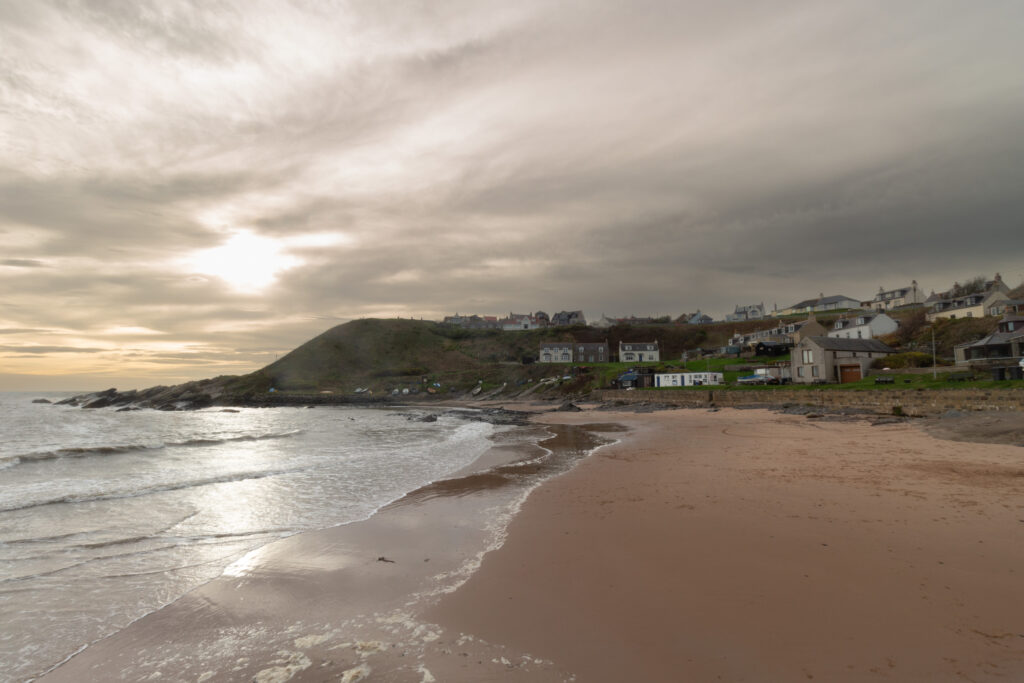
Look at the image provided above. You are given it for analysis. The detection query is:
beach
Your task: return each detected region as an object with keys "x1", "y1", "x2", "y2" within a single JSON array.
[{"x1": 36, "y1": 407, "x2": 1024, "y2": 682}]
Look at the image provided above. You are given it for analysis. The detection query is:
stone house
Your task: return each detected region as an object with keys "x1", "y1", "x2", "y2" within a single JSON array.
[
  {"x1": 791, "y1": 336, "x2": 894, "y2": 384},
  {"x1": 575, "y1": 342, "x2": 609, "y2": 363},
  {"x1": 827, "y1": 312, "x2": 898, "y2": 340},
  {"x1": 619, "y1": 341, "x2": 660, "y2": 362},
  {"x1": 539, "y1": 343, "x2": 573, "y2": 363}
]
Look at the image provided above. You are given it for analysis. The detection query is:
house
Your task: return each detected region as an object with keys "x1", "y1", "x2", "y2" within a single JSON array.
[
  {"x1": 926, "y1": 274, "x2": 1012, "y2": 322},
  {"x1": 685, "y1": 310, "x2": 714, "y2": 325},
  {"x1": 827, "y1": 312, "x2": 898, "y2": 340},
  {"x1": 774, "y1": 294, "x2": 863, "y2": 317},
  {"x1": 953, "y1": 315, "x2": 1024, "y2": 370},
  {"x1": 728, "y1": 314, "x2": 825, "y2": 350},
  {"x1": 725, "y1": 303, "x2": 766, "y2": 322},
  {"x1": 988, "y1": 299, "x2": 1024, "y2": 317},
  {"x1": 926, "y1": 290, "x2": 1010, "y2": 322},
  {"x1": 551, "y1": 310, "x2": 587, "y2": 327},
  {"x1": 654, "y1": 372, "x2": 724, "y2": 387},
  {"x1": 499, "y1": 312, "x2": 546, "y2": 331},
  {"x1": 755, "y1": 341, "x2": 793, "y2": 357},
  {"x1": 861, "y1": 282, "x2": 926, "y2": 311},
  {"x1": 539, "y1": 343, "x2": 573, "y2": 363},
  {"x1": 619, "y1": 341, "x2": 660, "y2": 362},
  {"x1": 574, "y1": 342, "x2": 609, "y2": 363},
  {"x1": 791, "y1": 336, "x2": 894, "y2": 384}
]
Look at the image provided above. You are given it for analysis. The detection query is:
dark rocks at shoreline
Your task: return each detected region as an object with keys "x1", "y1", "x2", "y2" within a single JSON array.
[{"x1": 31, "y1": 398, "x2": 51, "y2": 404}]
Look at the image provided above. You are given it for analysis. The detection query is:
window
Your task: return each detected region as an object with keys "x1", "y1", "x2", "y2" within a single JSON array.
[
  {"x1": 542, "y1": 353, "x2": 551, "y2": 362},
  {"x1": 624, "y1": 353, "x2": 635, "y2": 361},
  {"x1": 966, "y1": 312, "x2": 973, "y2": 318},
  {"x1": 857, "y1": 330, "x2": 863, "y2": 338},
  {"x1": 801, "y1": 349, "x2": 813, "y2": 364},
  {"x1": 812, "y1": 366, "x2": 819, "y2": 377},
  {"x1": 797, "y1": 367, "x2": 804, "y2": 377}
]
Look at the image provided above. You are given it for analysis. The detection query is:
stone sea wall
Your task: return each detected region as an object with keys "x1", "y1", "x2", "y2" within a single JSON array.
[{"x1": 593, "y1": 387, "x2": 1024, "y2": 416}]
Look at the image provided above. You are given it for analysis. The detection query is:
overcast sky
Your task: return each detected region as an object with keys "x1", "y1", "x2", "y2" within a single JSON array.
[{"x1": 2, "y1": 0, "x2": 1023, "y2": 390}]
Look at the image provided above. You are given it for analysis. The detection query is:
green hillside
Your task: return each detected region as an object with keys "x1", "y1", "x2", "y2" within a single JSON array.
[{"x1": 215, "y1": 310, "x2": 1009, "y2": 397}]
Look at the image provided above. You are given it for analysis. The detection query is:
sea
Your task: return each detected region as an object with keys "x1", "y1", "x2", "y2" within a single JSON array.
[{"x1": 0, "y1": 392, "x2": 525, "y2": 682}]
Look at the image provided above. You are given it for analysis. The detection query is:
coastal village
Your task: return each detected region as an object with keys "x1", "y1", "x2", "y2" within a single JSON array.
[{"x1": 442, "y1": 273, "x2": 1024, "y2": 389}]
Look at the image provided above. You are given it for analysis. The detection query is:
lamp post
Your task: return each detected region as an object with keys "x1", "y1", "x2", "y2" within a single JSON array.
[{"x1": 931, "y1": 326, "x2": 937, "y2": 380}]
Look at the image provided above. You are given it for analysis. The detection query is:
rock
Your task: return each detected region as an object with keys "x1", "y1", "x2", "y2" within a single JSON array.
[
  {"x1": 416, "y1": 414, "x2": 439, "y2": 422},
  {"x1": 31, "y1": 398, "x2": 51, "y2": 404},
  {"x1": 556, "y1": 401, "x2": 582, "y2": 412}
]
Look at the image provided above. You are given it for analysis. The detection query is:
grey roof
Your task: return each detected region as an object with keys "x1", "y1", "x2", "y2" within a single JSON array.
[
  {"x1": 803, "y1": 336, "x2": 893, "y2": 353},
  {"x1": 790, "y1": 294, "x2": 857, "y2": 310},
  {"x1": 620, "y1": 341, "x2": 658, "y2": 351},
  {"x1": 833, "y1": 313, "x2": 877, "y2": 329},
  {"x1": 956, "y1": 331, "x2": 1024, "y2": 349}
]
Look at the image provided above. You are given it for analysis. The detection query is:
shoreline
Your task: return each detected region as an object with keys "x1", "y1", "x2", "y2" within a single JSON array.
[
  {"x1": 36, "y1": 418, "x2": 620, "y2": 682},
  {"x1": 36, "y1": 405, "x2": 1024, "y2": 682}
]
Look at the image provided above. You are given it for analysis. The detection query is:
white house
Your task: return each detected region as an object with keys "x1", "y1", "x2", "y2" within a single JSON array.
[
  {"x1": 827, "y1": 312, "x2": 898, "y2": 340},
  {"x1": 619, "y1": 341, "x2": 660, "y2": 362},
  {"x1": 655, "y1": 372, "x2": 724, "y2": 387},
  {"x1": 862, "y1": 282, "x2": 925, "y2": 311}
]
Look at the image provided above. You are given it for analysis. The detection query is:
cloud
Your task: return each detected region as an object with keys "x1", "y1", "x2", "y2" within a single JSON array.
[{"x1": 2, "y1": 0, "x2": 1024, "y2": 387}]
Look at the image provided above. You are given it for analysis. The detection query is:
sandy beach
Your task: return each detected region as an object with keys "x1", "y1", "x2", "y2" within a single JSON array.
[{"x1": 37, "y1": 407, "x2": 1024, "y2": 682}]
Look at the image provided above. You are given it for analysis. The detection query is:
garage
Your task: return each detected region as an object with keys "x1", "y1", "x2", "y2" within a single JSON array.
[{"x1": 838, "y1": 364, "x2": 862, "y2": 384}]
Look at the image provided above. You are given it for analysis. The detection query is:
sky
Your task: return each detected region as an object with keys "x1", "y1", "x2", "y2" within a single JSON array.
[{"x1": 2, "y1": 0, "x2": 1024, "y2": 390}]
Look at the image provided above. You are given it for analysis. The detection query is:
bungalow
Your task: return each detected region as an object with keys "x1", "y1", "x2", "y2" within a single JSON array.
[
  {"x1": 953, "y1": 315, "x2": 1024, "y2": 370},
  {"x1": 774, "y1": 294, "x2": 863, "y2": 317},
  {"x1": 654, "y1": 372, "x2": 724, "y2": 387},
  {"x1": 791, "y1": 336, "x2": 894, "y2": 384},
  {"x1": 539, "y1": 343, "x2": 573, "y2": 363},
  {"x1": 619, "y1": 341, "x2": 660, "y2": 362},
  {"x1": 575, "y1": 341, "x2": 609, "y2": 363},
  {"x1": 861, "y1": 282, "x2": 925, "y2": 311},
  {"x1": 827, "y1": 312, "x2": 898, "y2": 340}
]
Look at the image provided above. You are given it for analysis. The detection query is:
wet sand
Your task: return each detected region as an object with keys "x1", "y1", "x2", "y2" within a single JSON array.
[
  {"x1": 36, "y1": 422, "x2": 616, "y2": 683},
  {"x1": 428, "y1": 408, "x2": 1024, "y2": 682},
  {"x1": 37, "y1": 408, "x2": 1024, "y2": 682}
]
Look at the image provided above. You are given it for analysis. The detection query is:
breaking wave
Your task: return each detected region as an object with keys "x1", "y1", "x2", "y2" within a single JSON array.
[{"x1": 2, "y1": 430, "x2": 304, "y2": 468}]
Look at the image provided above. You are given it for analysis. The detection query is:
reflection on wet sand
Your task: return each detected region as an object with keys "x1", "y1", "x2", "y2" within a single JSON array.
[
  {"x1": 388, "y1": 423, "x2": 623, "y2": 507},
  {"x1": 38, "y1": 419, "x2": 625, "y2": 683}
]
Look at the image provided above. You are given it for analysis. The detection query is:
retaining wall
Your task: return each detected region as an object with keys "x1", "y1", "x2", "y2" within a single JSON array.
[{"x1": 593, "y1": 388, "x2": 1024, "y2": 416}]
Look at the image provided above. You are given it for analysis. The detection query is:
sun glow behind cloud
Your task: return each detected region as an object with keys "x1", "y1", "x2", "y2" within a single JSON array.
[{"x1": 185, "y1": 231, "x2": 302, "y2": 291}]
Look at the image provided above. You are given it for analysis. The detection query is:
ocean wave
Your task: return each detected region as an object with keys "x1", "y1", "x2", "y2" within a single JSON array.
[
  {"x1": 0, "y1": 468, "x2": 302, "y2": 514},
  {"x1": 2, "y1": 430, "x2": 304, "y2": 467}
]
